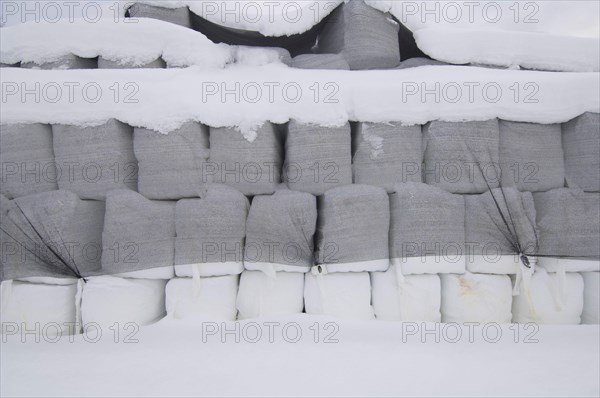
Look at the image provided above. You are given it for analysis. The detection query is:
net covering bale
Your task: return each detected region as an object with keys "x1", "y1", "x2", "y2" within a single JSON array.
[
  {"x1": 20, "y1": 54, "x2": 97, "y2": 69},
  {"x1": 562, "y1": 112, "x2": 600, "y2": 192},
  {"x1": 128, "y1": 3, "x2": 192, "y2": 28},
  {"x1": 98, "y1": 56, "x2": 166, "y2": 69},
  {"x1": 291, "y1": 54, "x2": 350, "y2": 70}
]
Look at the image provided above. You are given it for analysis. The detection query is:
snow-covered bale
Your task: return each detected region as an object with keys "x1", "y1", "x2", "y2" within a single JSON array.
[
  {"x1": 133, "y1": 122, "x2": 209, "y2": 200},
  {"x1": 562, "y1": 112, "x2": 600, "y2": 192},
  {"x1": 316, "y1": 185, "x2": 389, "y2": 273},
  {"x1": 389, "y1": 183, "x2": 465, "y2": 275},
  {"x1": 127, "y1": 3, "x2": 192, "y2": 28},
  {"x1": 371, "y1": 266, "x2": 441, "y2": 321},
  {"x1": 422, "y1": 119, "x2": 500, "y2": 194},
  {"x1": 236, "y1": 271, "x2": 304, "y2": 319},
  {"x1": 175, "y1": 184, "x2": 248, "y2": 277},
  {"x1": 244, "y1": 189, "x2": 316, "y2": 274},
  {"x1": 352, "y1": 122, "x2": 422, "y2": 192},
  {"x1": 291, "y1": 54, "x2": 350, "y2": 70},
  {"x1": 317, "y1": 0, "x2": 400, "y2": 70},
  {"x1": 512, "y1": 270, "x2": 584, "y2": 324},
  {"x1": 52, "y1": 119, "x2": 137, "y2": 200},
  {"x1": 285, "y1": 121, "x2": 352, "y2": 195},
  {"x1": 0, "y1": 124, "x2": 58, "y2": 199},
  {"x1": 165, "y1": 275, "x2": 238, "y2": 321},
  {"x1": 98, "y1": 57, "x2": 166, "y2": 69},
  {"x1": 464, "y1": 188, "x2": 538, "y2": 274},
  {"x1": 581, "y1": 272, "x2": 599, "y2": 324},
  {"x1": 209, "y1": 123, "x2": 283, "y2": 195},
  {"x1": 20, "y1": 54, "x2": 96, "y2": 70},
  {"x1": 232, "y1": 46, "x2": 292, "y2": 66},
  {"x1": 102, "y1": 190, "x2": 175, "y2": 279},
  {"x1": 2, "y1": 190, "x2": 105, "y2": 282},
  {"x1": 533, "y1": 189, "x2": 600, "y2": 260},
  {"x1": 81, "y1": 276, "x2": 166, "y2": 330},
  {"x1": 440, "y1": 273, "x2": 513, "y2": 323},
  {"x1": 0, "y1": 280, "x2": 80, "y2": 335},
  {"x1": 499, "y1": 121, "x2": 564, "y2": 192},
  {"x1": 304, "y1": 271, "x2": 374, "y2": 320}
]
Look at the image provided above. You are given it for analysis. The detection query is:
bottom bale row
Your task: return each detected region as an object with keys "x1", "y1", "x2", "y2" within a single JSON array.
[{"x1": 1, "y1": 269, "x2": 598, "y2": 335}]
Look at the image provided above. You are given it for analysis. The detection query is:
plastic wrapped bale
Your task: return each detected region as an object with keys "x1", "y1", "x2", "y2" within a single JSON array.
[
  {"x1": 304, "y1": 271, "x2": 374, "y2": 320},
  {"x1": 285, "y1": 121, "x2": 352, "y2": 195},
  {"x1": 465, "y1": 188, "x2": 538, "y2": 274},
  {"x1": 1, "y1": 124, "x2": 58, "y2": 199},
  {"x1": 98, "y1": 56, "x2": 166, "y2": 69},
  {"x1": 533, "y1": 189, "x2": 600, "y2": 270},
  {"x1": 512, "y1": 270, "x2": 584, "y2": 324},
  {"x1": 371, "y1": 265, "x2": 441, "y2": 321},
  {"x1": 127, "y1": 3, "x2": 192, "y2": 28},
  {"x1": 0, "y1": 279, "x2": 81, "y2": 336},
  {"x1": 102, "y1": 190, "x2": 175, "y2": 279},
  {"x1": 244, "y1": 189, "x2": 316, "y2": 275},
  {"x1": 134, "y1": 122, "x2": 209, "y2": 200},
  {"x1": 165, "y1": 276, "x2": 238, "y2": 321},
  {"x1": 389, "y1": 183, "x2": 465, "y2": 275},
  {"x1": 499, "y1": 120, "x2": 564, "y2": 192},
  {"x1": 562, "y1": 112, "x2": 600, "y2": 192},
  {"x1": 582, "y1": 272, "x2": 599, "y2": 324},
  {"x1": 81, "y1": 276, "x2": 166, "y2": 331},
  {"x1": 291, "y1": 54, "x2": 350, "y2": 70},
  {"x1": 20, "y1": 54, "x2": 97, "y2": 69},
  {"x1": 175, "y1": 184, "x2": 248, "y2": 277},
  {"x1": 236, "y1": 271, "x2": 304, "y2": 319},
  {"x1": 209, "y1": 123, "x2": 283, "y2": 195},
  {"x1": 3, "y1": 190, "x2": 105, "y2": 282},
  {"x1": 52, "y1": 119, "x2": 138, "y2": 200},
  {"x1": 317, "y1": 0, "x2": 400, "y2": 70},
  {"x1": 315, "y1": 185, "x2": 389, "y2": 273},
  {"x1": 352, "y1": 122, "x2": 422, "y2": 192},
  {"x1": 422, "y1": 119, "x2": 500, "y2": 194},
  {"x1": 440, "y1": 273, "x2": 513, "y2": 323}
]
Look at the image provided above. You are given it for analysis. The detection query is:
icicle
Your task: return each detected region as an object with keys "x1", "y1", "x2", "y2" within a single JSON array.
[
  {"x1": 311, "y1": 265, "x2": 328, "y2": 314},
  {"x1": 191, "y1": 264, "x2": 202, "y2": 298}
]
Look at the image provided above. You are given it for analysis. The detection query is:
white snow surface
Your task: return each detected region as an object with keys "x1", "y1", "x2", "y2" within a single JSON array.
[
  {"x1": 414, "y1": 28, "x2": 600, "y2": 72},
  {"x1": 2, "y1": 315, "x2": 599, "y2": 397},
  {"x1": 2, "y1": 65, "x2": 598, "y2": 136}
]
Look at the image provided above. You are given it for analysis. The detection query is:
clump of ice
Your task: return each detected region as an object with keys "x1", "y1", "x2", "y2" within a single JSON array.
[{"x1": 361, "y1": 123, "x2": 385, "y2": 159}]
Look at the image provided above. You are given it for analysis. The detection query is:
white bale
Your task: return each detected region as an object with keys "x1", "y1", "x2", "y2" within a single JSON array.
[
  {"x1": 512, "y1": 270, "x2": 584, "y2": 324},
  {"x1": 165, "y1": 276, "x2": 238, "y2": 321},
  {"x1": 1, "y1": 280, "x2": 80, "y2": 335},
  {"x1": 441, "y1": 273, "x2": 513, "y2": 323},
  {"x1": 371, "y1": 266, "x2": 441, "y2": 322},
  {"x1": 538, "y1": 257, "x2": 600, "y2": 273},
  {"x1": 582, "y1": 272, "x2": 600, "y2": 324},
  {"x1": 81, "y1": 276, "x2": 166, "y2": 331},
  {"x1": 304, "y1": 271, "x2": 374, "y2": 320},
  {"x1": 236, "y1": 271, "x2": 304, "y2": 319},
  {"x1": 467, "y1": 254, "x2": 523, "y2": 275}
]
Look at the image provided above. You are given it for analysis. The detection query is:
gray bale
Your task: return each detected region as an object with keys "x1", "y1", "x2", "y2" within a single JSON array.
[
  {"x1": 499, "y1": 120, "x2": 564, "y2": 192},
  {"x1": 1, "y1": 123, "x2": 58, "y2": 199},
  {"x1": 390, "y1": 182, "x2": 465, "y2": 259},
  {"x1": 209, "y1": 123, "x2": 282, "y2": 196},
  {"x1": 395, "y1": 57, "x2": 449, "y2": 69},
  {"x1": 352, "y1": 122, "x2": 422, "y2": 192},
  {"x1": 21, "y1": 54, "x2": 97, "y2": 69},
  {"x1": 422, "y1": 119, "x2": 500, "y2": 194},
  {"x1": 285, "y1": 121, "x2": 352, "y2": 195},
  {"x1": 98, "y1": 56, "x2": 166, "y2": 69},
  {"x1": 128, "y1": 3, "x2": 192, "y2": 28},
  {"x1": 562, "y1": 112, "x2": 600, "y2": 192},
  {"x1": 0, "y1": 63, "x2": 19, "y2": 68},
  {"x1": 244, "y1": 189, "x2": 317, "y2": 272},
  {"x1": 291, "y1": 54, "x2": 350, "y2": 70},
  {"x1": 2, "y1": 190, "x2": 104, "y2": 280},
  {"x1": 102, "y1": 190, "x2": 175, "y2": 275},
  {"x1": 315, "y1": 184, "x2": 389, "y2": 271},
  {"x1": 134, "y1": 122, "x2": 209, "y2": 200},
  {"x1": 465, "y1": 188, "x2": 538, "y2": 256},
  {"x1": 175, "y1": 184, "x2": 249, "y2": 269},
  {"x1": 317, "y1": 0, "x2": 400, "y2": 70},
  {"x1": 52, "y1": 119, "x2": 138, "y2": 200},
  {"x1": 533, "y1": 188, "x2": 600, "y2": 258}
]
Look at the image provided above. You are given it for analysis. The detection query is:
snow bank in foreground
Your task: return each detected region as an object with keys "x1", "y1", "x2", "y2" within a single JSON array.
[
  {"x1": 2, "y1": 65, "x2": 598, "y2": 135},
  {"x1": 0, "y1": 18, "x2": 232, "y2": 68},
  {"x1": 415, "y1": 28, "x2": 600, "y2": 72},
  {"x1": 1, "y1": 316, "x2": 599, "y2": 397}
]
